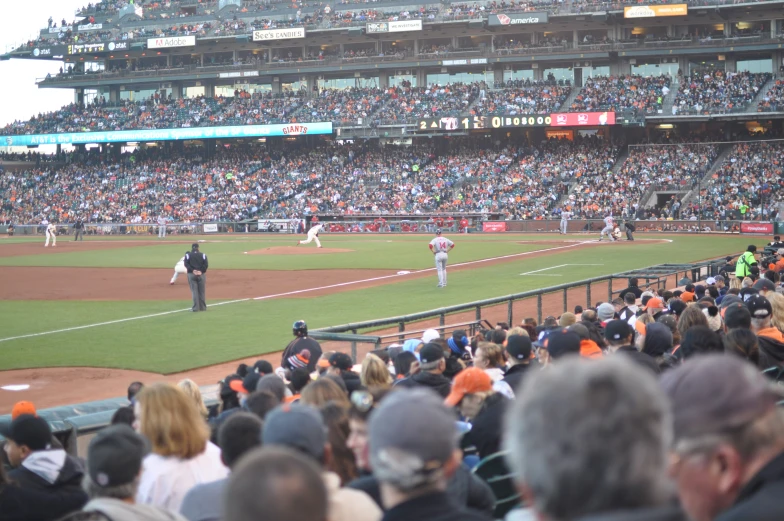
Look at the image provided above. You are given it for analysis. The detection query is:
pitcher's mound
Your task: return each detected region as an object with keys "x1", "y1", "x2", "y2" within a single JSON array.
[{"x1": 250, "y1": 246, "x2": 354, "y2": 255}]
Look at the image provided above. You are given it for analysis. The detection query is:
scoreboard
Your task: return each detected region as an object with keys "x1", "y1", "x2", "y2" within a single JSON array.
[{"x1": 416, "y1": 112, "x2": 615, "y2": 131}]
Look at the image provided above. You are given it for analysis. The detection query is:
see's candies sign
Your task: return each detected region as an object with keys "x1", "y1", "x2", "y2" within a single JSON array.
[{"x1": 483, "y1": 222, "x2": 508, "y2": 232}]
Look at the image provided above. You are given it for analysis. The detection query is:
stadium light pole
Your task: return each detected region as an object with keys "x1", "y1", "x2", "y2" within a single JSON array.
[{"x1": 698, "y1": 176, "x2": 701, "y2": 233}]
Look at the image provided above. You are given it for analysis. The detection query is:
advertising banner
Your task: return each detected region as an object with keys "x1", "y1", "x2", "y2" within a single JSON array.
[
  {"x1": 77, "y1": 23, "x2": 103, "y2": 31},
  {"x1": 147, "y1": 35, "x2": 196, "y2": 49},
  {"x1": 203, "y1": 223, "x2": 219, "y2": 233},
  {"x1": 3, "y1": 122, "x2": 334, "y2": 147},
  {"x1": 48, "y1": 26, "x2": 69, "y2": 34},
  {"x1": 68, "y1": 43, "x2": 105, "y2": 54},
  {"x1": 252, "y1": 27, "x2": 305, "y2": 41},
  {"x1": 483, "y1": 222, "x2": 508, "y2": 232},
  {"x1": 549, "y1": 112, "x2": 615, "y2": 126},
  {"x1": 107, "y1": 41, "x2": 129, "y2": 52},
  {"x1": 366, "y1": 20, "x2": 423, "y2": 33},
  {"x1": 218, "y1": 71, "x2": 260, "y2": 79},
  {"x1": 741, "y1": 222, "x2": 774, "y2": 234},
  {"x1": 624, "y1": 4, "x2": 687, "y2": 18},
  {"x1": 488, "y1": 12, "x2": 548, "y2": 26},
  {"x1": 33, "y1": 46, "x2": 66, "y2": 57}
]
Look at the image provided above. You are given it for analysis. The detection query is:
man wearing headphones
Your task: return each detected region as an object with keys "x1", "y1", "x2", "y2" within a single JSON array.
[
  {"x1": 280, "y1": 320, "x2": 322, "y2": 372},
  {"x1": 184, "y1": 243, "x2": 208, "y2": 312}
]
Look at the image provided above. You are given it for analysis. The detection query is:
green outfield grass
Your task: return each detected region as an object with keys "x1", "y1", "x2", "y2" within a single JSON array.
[{"x1": 0, "y1": 233, "x2": 755, "y2": 373}]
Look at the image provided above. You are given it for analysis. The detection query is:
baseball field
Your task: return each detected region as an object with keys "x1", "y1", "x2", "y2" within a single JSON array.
[{"x1": 0, "y1": 231, "x2": 754, "y2": 408}]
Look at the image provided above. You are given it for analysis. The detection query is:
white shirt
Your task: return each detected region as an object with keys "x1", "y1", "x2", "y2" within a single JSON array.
[
  {"x1": 309, "y1": 223, "x2": 323, "y2": 235},
  {"x1": 604, "y1": 216, "x2": 613, "y2": 227},
  {"x1": 561, "y1": 211, "x2": 571, "y2": 221},
  {"x1": 429, "y1": 236, "x2": 454, "y2": 253},
  {"x1": 46, "y1": 224, "x2": 56, "y2": 234},
  {"x1": 136, "y1": 442, "x2": 228, "y2": 512}
]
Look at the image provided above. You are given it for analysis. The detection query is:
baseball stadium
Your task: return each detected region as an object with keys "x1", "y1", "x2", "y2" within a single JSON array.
[{"x1": 2, "y1": 0, "x2": 784, "y2": 519}]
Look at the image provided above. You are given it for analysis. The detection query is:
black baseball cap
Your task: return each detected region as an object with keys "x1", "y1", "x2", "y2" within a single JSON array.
[
  {"x1": 605, "y1": 320, "x2": 632, "y2": 343},
  {"x1": 253, "y1": 360, "x2": 274, "y2": 375},
  {"x1": 753, "y1": 278, "x2": 776, "y2": 292},
  {"x1": 746, "y1": 294, "x2": 772, "y2": 319},
  {"x1": 668, "y1": 299, "x2": 688, "y2": 317},
  {"x1": 724, "y1": 303, "x2": 751, "y2": 330},
  {"x1": 544, "y1": 329, "x2": 581, "y2": 359},
  {"x1": 506, "y1": 335, "x2": 532, "y2": 361},
  {"x1": 329, "y1": 352, "x2": 354, "y2": 371},
  {"x1": 418, "y1": 343, "x2": 444, "y2": 364},
  {"x1": 87, "y1": 424, "x2": 149, "y2": 487},
  {"x1": 0, "y1": 415, "x2": 51, "y2": 451},
  {"x1": 191, "y1": 243, "x2": 200, "y2": 250}
]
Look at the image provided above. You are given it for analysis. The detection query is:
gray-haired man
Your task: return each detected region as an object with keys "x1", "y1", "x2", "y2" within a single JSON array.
[
  {"x1": 77, "y1": 424, "x2": 186, "y2": 520},
  {"x1": 662, "y1": 355, "x2": 784, "y2": 521},
  {"x1": 368, "y1": 388, "x2": 491, "y2": 521},
  {"x1": 504, "y1": 357, "x2": 686, "y2": 521}
]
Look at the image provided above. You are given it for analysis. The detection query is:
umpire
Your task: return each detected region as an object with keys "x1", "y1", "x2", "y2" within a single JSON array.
[
  {"x1": 624, "y1": 219, "x2": 636, "y2": 241},
  {"x1": 184, "y1": 243, "x2": 208, "y2": 312},
  {"x1": 74, "y1": 218, "x2": 85, "y2": 241}
]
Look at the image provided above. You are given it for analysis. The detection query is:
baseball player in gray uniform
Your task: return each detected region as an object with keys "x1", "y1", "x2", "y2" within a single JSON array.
[
  {"x1": 429, "y1": 229, "x2": 455, "y2": 288},
  {"x1": 560, "y1": 210, "x2": 571, "y2": 235}
]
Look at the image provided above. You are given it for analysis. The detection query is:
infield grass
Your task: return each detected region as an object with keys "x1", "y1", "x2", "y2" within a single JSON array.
[{"x1": 0, "y1": 233, "x2": 755, "y2": 372}]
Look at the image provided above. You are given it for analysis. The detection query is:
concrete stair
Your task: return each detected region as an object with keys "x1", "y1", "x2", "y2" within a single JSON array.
[
  {"x1": 748, "y1": 76, "x2": 777, "y2": 112},
  {"x1": 680, "y1": 144, "x2": 734, "y2": 207},
  {"x1": 661, "y1": 75, "x2": 680, "y2": 116}
]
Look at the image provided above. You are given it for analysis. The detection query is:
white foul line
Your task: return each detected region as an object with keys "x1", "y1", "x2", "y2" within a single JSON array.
[
  {"x1": 0, "y1": 240, "x2": 595, "y2": 343},
  {"x1": 520, "y1": 263, "x2": 604, "y2": 276}
]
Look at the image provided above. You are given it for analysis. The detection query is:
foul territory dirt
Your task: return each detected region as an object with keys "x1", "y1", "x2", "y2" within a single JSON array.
[{"x1": 0, "y1": 238, "x2": 661, "y2": 410}]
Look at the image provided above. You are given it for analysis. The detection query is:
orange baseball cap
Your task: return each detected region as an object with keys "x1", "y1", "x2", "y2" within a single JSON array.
[
  {"x1": 445, "y1": 367, "x2": 493, "y2": 407},
  {"x1": 11, "y1": 401, "x2": 37, "y2": 420},
  {"x1": 644, "y1": 297, "x2": 664, "y2": 311}
]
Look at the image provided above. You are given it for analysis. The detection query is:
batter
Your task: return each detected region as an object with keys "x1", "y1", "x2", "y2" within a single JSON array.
[
  {"x1": 429, "y1": 229, "x2": 455, "y2": 288},
  {"x1": 600, "y1": 215, "x2": 616, "y2": 242},
  {"x1": 298, "y1": 223, "x2": 324, "y2": 248}
]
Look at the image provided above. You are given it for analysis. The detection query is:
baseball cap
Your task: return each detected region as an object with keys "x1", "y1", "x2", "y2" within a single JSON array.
[
  {"x1": 706, "y1": 277, "x2": 716, "y2": 285},
  {"x1": 329, "y1": 352, "x2": 354, "y2": 371},
  {"x1": 230, "y1": 371, "x2": 261, "y2": 395},
  {"x1": 714, "y1": 275, "x2": 725, "y2": 283},
  {"x1": 422, "y1": 329, "x2": 441, "y2": 343},
  {"x1": 0, "y1": 415, "x2": 51, "y2": 451},
  {"x1": 723, "y1": 302, "x2": 752, "y2": 329},
  {"x1": 87, "y1": 424, "x2": 149, "y2": 487},
  {"x1": 746, "y1": 294, "x2": 772, "y2": 319},
  {"x1": 369, "y1": 388, "x2": 458, "y2": 489},
  {"x1": 661, "y1": 355, "x2": 784, "y2": 442},
  {"x1": 191, "y1": 243, "x2": 200, "y2": 250},
  {"x1": 444, "y1": 367, "x2": 493, "y2": 407},
  {"x1": 719, "y1": 294, "x2": 743, "y2": 309},
  {"x1": 418, "y1": 343, "x2": 444, "y2": 364},
  {"x1": 11, "y1": 401, "x2": 36, "y2": 420},
  {"x1": 644, "y1": 297, "x2": 664, "y2": 311},
  {"x1": 262, "y1": 404, "x2": 327, "y2": 460},
  {"x1": 597, "y1": 303, "x2": 615, "y2": 322},
  {"x1": 506, "y1": 335, "x2": 532, "y2": 361},
  {"x1": 253, "y1": 360, "x2": 274, "y2": 375},
  {"x1": 668, "y1": 299, "x2": 687, "y2": 317},
  {"x1": 543, "y1": 329, "x2": 581, "y2": 359},
  {"x1": 753, "y1": 278, "x2": 776, "y2": 292},
  {"x1": 605, "y1": 320, "x2": 632, "y2": 343}
]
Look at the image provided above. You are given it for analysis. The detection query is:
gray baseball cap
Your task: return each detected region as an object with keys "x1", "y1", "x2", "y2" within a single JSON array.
[
  {"x1": 368, "y1": 388, "x2": 458, "y2": 490},
  {"x1": 262, "y1": 404, "x2": 327, "y2": 461},
  {"x1": 660, "y1": 355, "x2": 784, "y2": 443}
]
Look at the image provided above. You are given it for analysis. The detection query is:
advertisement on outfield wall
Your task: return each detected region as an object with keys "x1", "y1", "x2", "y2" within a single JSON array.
[
  {"x1": 68, "y1": 43, "x2": 105, "y2": 54},
  {"x1": 366, "y1": 20, "x2": 423, "y2": 33},
  {"x1": 257, "y1": 219, "x2": 292, "y2": 233},
  {"x1": 252, "y1": 28, "x2": 305, "y2": 41},
  {"x1": 203, "y1": 224, "x2": 219, "y2": 233},
  {"x1": 624, "y1": 4, "x2": 687, "y2": 18},
  {"x1": 488, "y1": 12, "x2": 548, "y2": 26},
  {"x1": 2, "y1": 122, "x2": 334, "y2": 147},
  {"x1": 483, "y1": 222, "x2": 508, "y2": 232},
  {"x1": 741, "y1": 222, "x2": 774, "y2": 234},
  {"x1": 147, "y1": 35, "x2": 196, "y2": 49}
]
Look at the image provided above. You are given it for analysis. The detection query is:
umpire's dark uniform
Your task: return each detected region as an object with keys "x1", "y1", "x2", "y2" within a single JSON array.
[
  {"x1": 625, "y1": 220, "x2": 636, "y2": 241},
  {"x1": 74, "y1": 219, "x2": 84, "y2": 241},
  {"x1": 184, "y1": 243, "x2": 209, "y2": 312}
]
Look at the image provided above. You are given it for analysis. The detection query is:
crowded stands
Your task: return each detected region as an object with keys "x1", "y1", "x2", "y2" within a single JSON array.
[
  {"x1": 474, "y1": 83, "x2": 571, "y2": 115},
  {"x1": 569, "y1": 75, "x2": 671, "y2": 115},
  {"x1": 674, "y1": 70, "x2": 772, "y2": 114}
]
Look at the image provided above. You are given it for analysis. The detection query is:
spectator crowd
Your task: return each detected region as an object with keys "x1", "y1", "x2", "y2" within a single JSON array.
[{"x1": 5, "y1": 266, "x2": 784, "y2": 521}]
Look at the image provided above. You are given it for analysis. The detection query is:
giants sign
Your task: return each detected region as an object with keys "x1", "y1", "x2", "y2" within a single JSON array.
[{"x1": 483, "y1": 222, "x2": 508, "y2": 232}]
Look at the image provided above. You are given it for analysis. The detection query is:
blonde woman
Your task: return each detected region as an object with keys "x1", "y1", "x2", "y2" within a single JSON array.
[
  {"x1": 360, "y1": 353, "x2": 392, "y2": 389},
  {"x1": 767, "y1": 292, "x2": 784, "y2": 333},
  {"x1": 134, "y1": 383, "x2": 228, "y2": 511},
  {"x1": 729, "y1": 277, "x2": 742, "y2": 291},
  {"x1": 177, "y1": 378, "x2": 209, "y2": 420}
]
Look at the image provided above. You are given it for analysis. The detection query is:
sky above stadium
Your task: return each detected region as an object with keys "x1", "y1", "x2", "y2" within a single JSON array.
[{"x1": 0, "y1": 0, "x2": 87, "y2": 127}]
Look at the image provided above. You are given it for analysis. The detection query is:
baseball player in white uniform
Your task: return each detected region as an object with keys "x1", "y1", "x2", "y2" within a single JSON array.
[
  {"x1": 560, "y1": 210, "x2": 571, "y2": 235},
  {"x1": 44, "y1": 222, "x2": 57, "y2": 247},
  {"x1": 157, "y1": 215, "x2": 167, "y2": 239},
  {"x1": 298, "y1": 223, "x2": 324, "y2": 248},
  {"x1": 429, "y1": 229, "x2": 455, "y2": 288},
  {"x1": 170, "y1": 255, "x2": 187, "y2": 284},
  {"x1": 600, "y1": 215, "x2": 616, "y2": 241}
]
